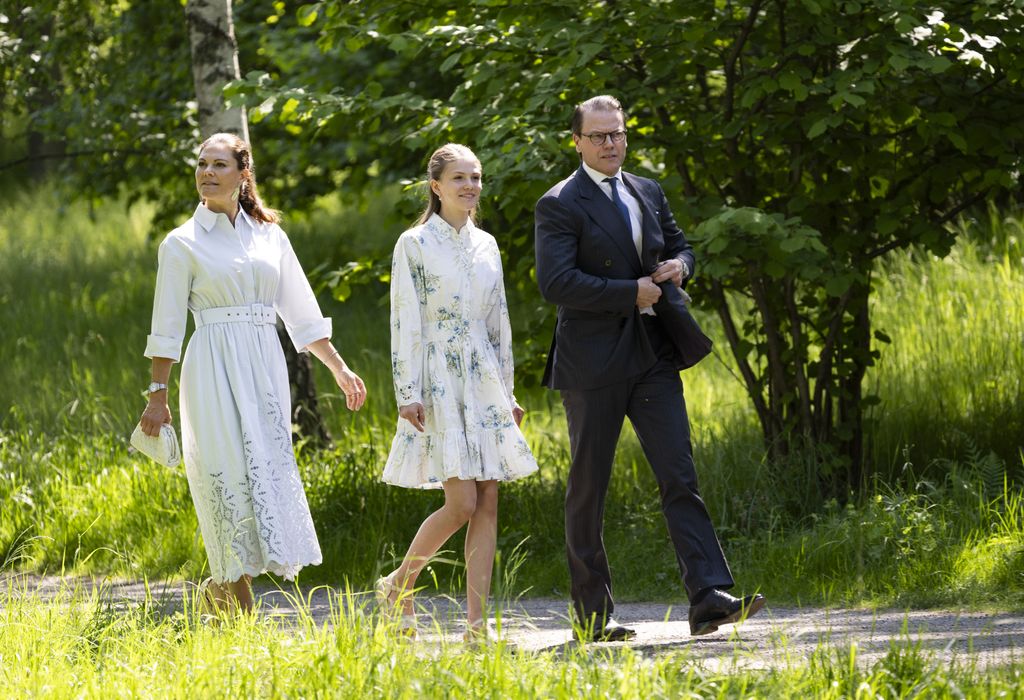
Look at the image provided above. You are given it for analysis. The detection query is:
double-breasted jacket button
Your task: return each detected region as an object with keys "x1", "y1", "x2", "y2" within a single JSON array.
[{"x1": 604, "y1": 259, "x2": 612, "y2": 267}]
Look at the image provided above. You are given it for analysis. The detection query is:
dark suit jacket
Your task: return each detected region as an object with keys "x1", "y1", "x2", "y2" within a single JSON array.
[{"x1": 535, "y1": 166, "x2": 711, "y2": 390}]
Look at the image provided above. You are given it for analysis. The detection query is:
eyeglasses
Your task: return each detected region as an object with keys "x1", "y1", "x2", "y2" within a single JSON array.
[{"x1": 579, "y1": 130, "x2": 627, "y2": 146}]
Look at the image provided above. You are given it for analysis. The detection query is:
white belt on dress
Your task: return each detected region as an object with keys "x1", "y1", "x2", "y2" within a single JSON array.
[{"x1": 193, "y1": 303, "x2": 276, "y2": 328}]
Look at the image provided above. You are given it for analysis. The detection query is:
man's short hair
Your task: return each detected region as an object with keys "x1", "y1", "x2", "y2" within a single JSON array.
[{"x1": 571, "y1": 95, "x2": 626, "y2": 135}]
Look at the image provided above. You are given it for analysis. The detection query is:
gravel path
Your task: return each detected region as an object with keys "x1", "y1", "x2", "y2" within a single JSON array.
[{"x1": 4, "y1": 575, "x2": 1021, "y2": 670}]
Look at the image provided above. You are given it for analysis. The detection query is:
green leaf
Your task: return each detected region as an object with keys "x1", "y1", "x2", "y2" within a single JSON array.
[
  {"x1": 807, "y1": 118, "x2": 830, "y2": 139},
  {"x1": 440, "y1": 52, "x2": 461, "y2": 73},
  {"x1": 780, "y1": 236, "x2": 806, "y2": 252},
  {"x1": 779, "y1": 73, "x2": 802, "y2": 92},
  {"x1": 825, "y1": 275, "x2": 851, "y2": 297},
  {"x1": 297, "y1": 3, "x2": 320, "y2": 27},
  {"x1": 888, "y1": 54, "x2": 910, "y2": 72},
  {"x1": 928, "y1": 55, "x2": 952, "y2": 73},
  {"x1": 706, "y1": 235, "x2": 729, "y2": 254},
  {"x1": 841, "y1": 92, "x2": 866, "y2": 107}
]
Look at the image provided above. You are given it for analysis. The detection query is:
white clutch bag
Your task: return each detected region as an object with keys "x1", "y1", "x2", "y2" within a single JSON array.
[{"x1": 130, "y1": 422, "x2": 181, "y2": 468}]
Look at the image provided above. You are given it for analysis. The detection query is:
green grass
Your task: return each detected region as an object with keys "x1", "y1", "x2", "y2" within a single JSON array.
[
  {"x1": 0, "y1": 185, "x2": 1022, "y2": 611},
  {"x1": 0, "y1": 584, "x2": 1021, "y2": 699}
]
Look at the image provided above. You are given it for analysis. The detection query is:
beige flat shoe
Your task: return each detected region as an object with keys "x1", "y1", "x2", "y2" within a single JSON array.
[{"x1": 375, "y1": 573, "x2": 418, "y2": 638}]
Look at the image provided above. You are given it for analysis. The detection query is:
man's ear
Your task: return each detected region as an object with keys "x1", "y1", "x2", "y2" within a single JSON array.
[{"x1": 573, "y1": 135, "x2": 582, "y2": 154}]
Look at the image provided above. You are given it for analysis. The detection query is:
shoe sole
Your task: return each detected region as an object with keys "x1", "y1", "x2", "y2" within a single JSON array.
[
  {"x1": 690, "y1": 595, "x2": 766, "y2": 636},
  {"x1": 573, "y1": 629, "x2": 638, "y2": 643}
]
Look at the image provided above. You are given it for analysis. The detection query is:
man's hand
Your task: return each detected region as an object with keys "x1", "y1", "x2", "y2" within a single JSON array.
[
  {"x1": 399, "y1": 402, "x2": 426, "y2": 432},
  {"x1": 652, "y1": 259, "x2": 686, "y2": 287},
  {"x1": 636, "y1": 276, "x2": 663, "y2": 307}
]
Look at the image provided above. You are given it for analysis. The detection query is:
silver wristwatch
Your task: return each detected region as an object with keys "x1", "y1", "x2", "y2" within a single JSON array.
[{"x1": 144, "y1": 382, "x2": 168, "y2": 396}]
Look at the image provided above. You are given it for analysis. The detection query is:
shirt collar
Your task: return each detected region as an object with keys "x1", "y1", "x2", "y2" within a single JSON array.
[
  {"x1": 194, "y1": 202, "x2": 251, "y2": 232},
  {"x1": 581, "y1": 161, "x2": 623, "y2": 187},
  {"x1": 428, "y1": 212, "x2": 474, "y2": 238},
  {"x1": 194, "y1": 203, "x2": 219, "y2": 231},
  {"x1": 236, "y1": 205, "x2": 255, "y2": 231}
]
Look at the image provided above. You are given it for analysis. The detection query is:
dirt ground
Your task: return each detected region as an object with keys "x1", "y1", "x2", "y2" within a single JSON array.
[{"x1": 4, "y1": 575, "x2": 1022, "y2": 670}]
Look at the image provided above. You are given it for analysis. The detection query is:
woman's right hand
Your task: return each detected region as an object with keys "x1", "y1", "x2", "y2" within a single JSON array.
[
  {"x1": 140, "y1": 396, "x2": 172, "y2": 437},
  {"x1": 398, "y1": 402, "x2": 425, "y2": 432}
]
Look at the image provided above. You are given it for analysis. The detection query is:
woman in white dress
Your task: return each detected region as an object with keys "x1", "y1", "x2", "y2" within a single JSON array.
[
  {"x1": 376, "y1": 144, "x2": 538, "y2": 640},
  {"x1": 138, "y1": 133, "x2": 367, "y2": 614}
]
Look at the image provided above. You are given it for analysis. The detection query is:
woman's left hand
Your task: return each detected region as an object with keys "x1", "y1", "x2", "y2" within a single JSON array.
[
  {"x1": 333, "y1": 366, "x2": 367, "y2": 411},
  {"x1": 512, "y1": 405, "x2": 525, "y2": 426}
]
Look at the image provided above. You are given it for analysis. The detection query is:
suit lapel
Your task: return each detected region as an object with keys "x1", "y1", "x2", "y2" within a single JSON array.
[
  {"x1": 574, "y1": 167, "x2": 642, "y2": 274},
  {"x1": 622, "y1": 172, "x2": 663, "y2": 273}
]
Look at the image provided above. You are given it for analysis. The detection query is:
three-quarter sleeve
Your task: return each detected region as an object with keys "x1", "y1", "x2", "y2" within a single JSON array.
[
  {"x1": 390, "y1": 234, "x2": 424, "y2": 406},
  {"x1": 145, "y1": 236, "x2": 192, "y2": 361},
  {"x1": 485, "y1": 245, "x2": 517, "y2": 408},
  {"x1": 275, "y1": 228, "x2": 332, "y2": 352}
]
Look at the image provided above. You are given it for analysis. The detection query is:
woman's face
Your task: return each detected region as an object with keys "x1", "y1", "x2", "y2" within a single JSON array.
[
  {"x1": 195, "y1": 144, "x2": 246, "y2": 210},
  {"x1": 431, "y1": 157, "x2": 482, "y2": 216}
]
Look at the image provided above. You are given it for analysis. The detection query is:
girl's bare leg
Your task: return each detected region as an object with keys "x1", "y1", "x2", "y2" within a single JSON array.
[
  {"x1": 388, "y1": 478, "x2": 479, "y2": 614},
  {"x1": 464, "y1": 480, "x2": 499, "y2": 630}
]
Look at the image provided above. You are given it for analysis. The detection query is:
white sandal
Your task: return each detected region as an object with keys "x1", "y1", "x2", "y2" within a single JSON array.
[{"x1": 375, "y1": 573, "x2": 418, "y2": 638}]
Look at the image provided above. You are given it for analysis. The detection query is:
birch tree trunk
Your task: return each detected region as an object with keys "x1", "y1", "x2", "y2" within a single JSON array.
[
  {"x1": 185, "y1": 0, "x2": 330, "y2": 446},
  {"x1": 185, "y1": 0, "x2": 249, "y2": 140}
]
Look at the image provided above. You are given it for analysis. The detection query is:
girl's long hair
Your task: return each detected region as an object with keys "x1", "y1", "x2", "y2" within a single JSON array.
[{"x1": 416, "y1": 143, "x2": 481, "y2": 226}]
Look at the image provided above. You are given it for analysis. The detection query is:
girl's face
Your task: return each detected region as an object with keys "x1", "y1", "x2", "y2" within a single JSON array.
[
  {"x1": 431, "y1": 157, "x2": 482, "y2": 217},
  {"x1": 195, "y1": 144, "x2": 246, "y2": 209}
]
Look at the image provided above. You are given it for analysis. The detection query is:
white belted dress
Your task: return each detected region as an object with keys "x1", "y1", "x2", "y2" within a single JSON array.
[{"x1": 145, "y1": 203, "x2": 327, "y2": 583}]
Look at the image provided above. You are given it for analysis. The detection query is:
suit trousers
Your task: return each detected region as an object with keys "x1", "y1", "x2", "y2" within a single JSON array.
[{"x1": 561, "y1": 316, "x2": 734, "y2": 624}]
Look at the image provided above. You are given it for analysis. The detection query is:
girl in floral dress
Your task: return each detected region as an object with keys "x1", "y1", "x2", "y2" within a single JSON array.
[{"x1": 377, "y1": 144, "x2": 538, "y2": 640}]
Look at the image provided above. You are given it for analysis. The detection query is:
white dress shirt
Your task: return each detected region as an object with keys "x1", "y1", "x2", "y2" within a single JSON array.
[
  {"x1": 581, "y1": 162, "x2": 655, "y2": 314},
  {"x1": 581, "y1": 161, "x2": 643, "y2": 261}
]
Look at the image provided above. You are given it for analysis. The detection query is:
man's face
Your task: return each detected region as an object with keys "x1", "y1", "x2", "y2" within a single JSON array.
[{"x1": 574, "y1": 108, "x2": 627, "y2": 177}]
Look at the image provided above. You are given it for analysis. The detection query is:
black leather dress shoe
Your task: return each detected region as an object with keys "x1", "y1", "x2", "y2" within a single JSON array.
[
  {"x1": 688, "y1": 589, "x2": 765, "y2": 636},
  {"x1": 573, "y1": 618, "x2": 637, "y2": 642}
]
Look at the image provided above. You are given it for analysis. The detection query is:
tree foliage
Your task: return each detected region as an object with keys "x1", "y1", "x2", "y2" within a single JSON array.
[
  {"x1": 6, "y1": 0, "x2": 1024, "y2": 495},
  {"x1": 232, "y1": 0, "x2": 1024, "y2": 495}
]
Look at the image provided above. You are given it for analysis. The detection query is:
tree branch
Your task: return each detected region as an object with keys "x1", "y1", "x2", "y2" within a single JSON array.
[{"x1": 0, "y1": 148, "x2": 156, "y2": 172}]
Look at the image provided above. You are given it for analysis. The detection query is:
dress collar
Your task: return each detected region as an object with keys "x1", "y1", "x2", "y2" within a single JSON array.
[
  {"x1": 194, "y1": 202, "x2": 251, "y2": 232},
  {"x1": 427, "y1": 212, "x2": 474, "y2": 238}
]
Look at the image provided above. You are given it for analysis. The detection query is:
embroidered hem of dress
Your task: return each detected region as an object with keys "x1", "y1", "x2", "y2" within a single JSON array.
[{"x1": 213, "y1": 557, "x2": 323, "y2": 585}]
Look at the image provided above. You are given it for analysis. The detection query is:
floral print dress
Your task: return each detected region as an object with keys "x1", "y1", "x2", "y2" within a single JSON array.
[{"x1": 382, "y1": 214, "x2": 539, "y2": 489}]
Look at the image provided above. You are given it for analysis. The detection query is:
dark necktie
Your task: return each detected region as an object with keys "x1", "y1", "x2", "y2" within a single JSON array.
[{"x1": 604, "y1": 176, "x2": 632, "y2": 230}]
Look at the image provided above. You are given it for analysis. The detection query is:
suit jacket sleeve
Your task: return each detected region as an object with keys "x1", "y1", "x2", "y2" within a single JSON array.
[
  {"x1": 534, "y1": 193, "x2": 637, "y2": 316},
  {"x1": 655, "y1": 183, "x2": 696, "y2": 283}
]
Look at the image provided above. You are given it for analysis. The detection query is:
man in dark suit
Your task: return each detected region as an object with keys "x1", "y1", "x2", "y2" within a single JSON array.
[{"x1": 534, "y1": 95, "x2": 764, "y2": 641}]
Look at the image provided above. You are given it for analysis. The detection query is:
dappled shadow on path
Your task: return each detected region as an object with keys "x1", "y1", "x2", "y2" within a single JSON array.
[{"x1": 2, "y1": 574, "x2": 1020, "y2": 670}]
